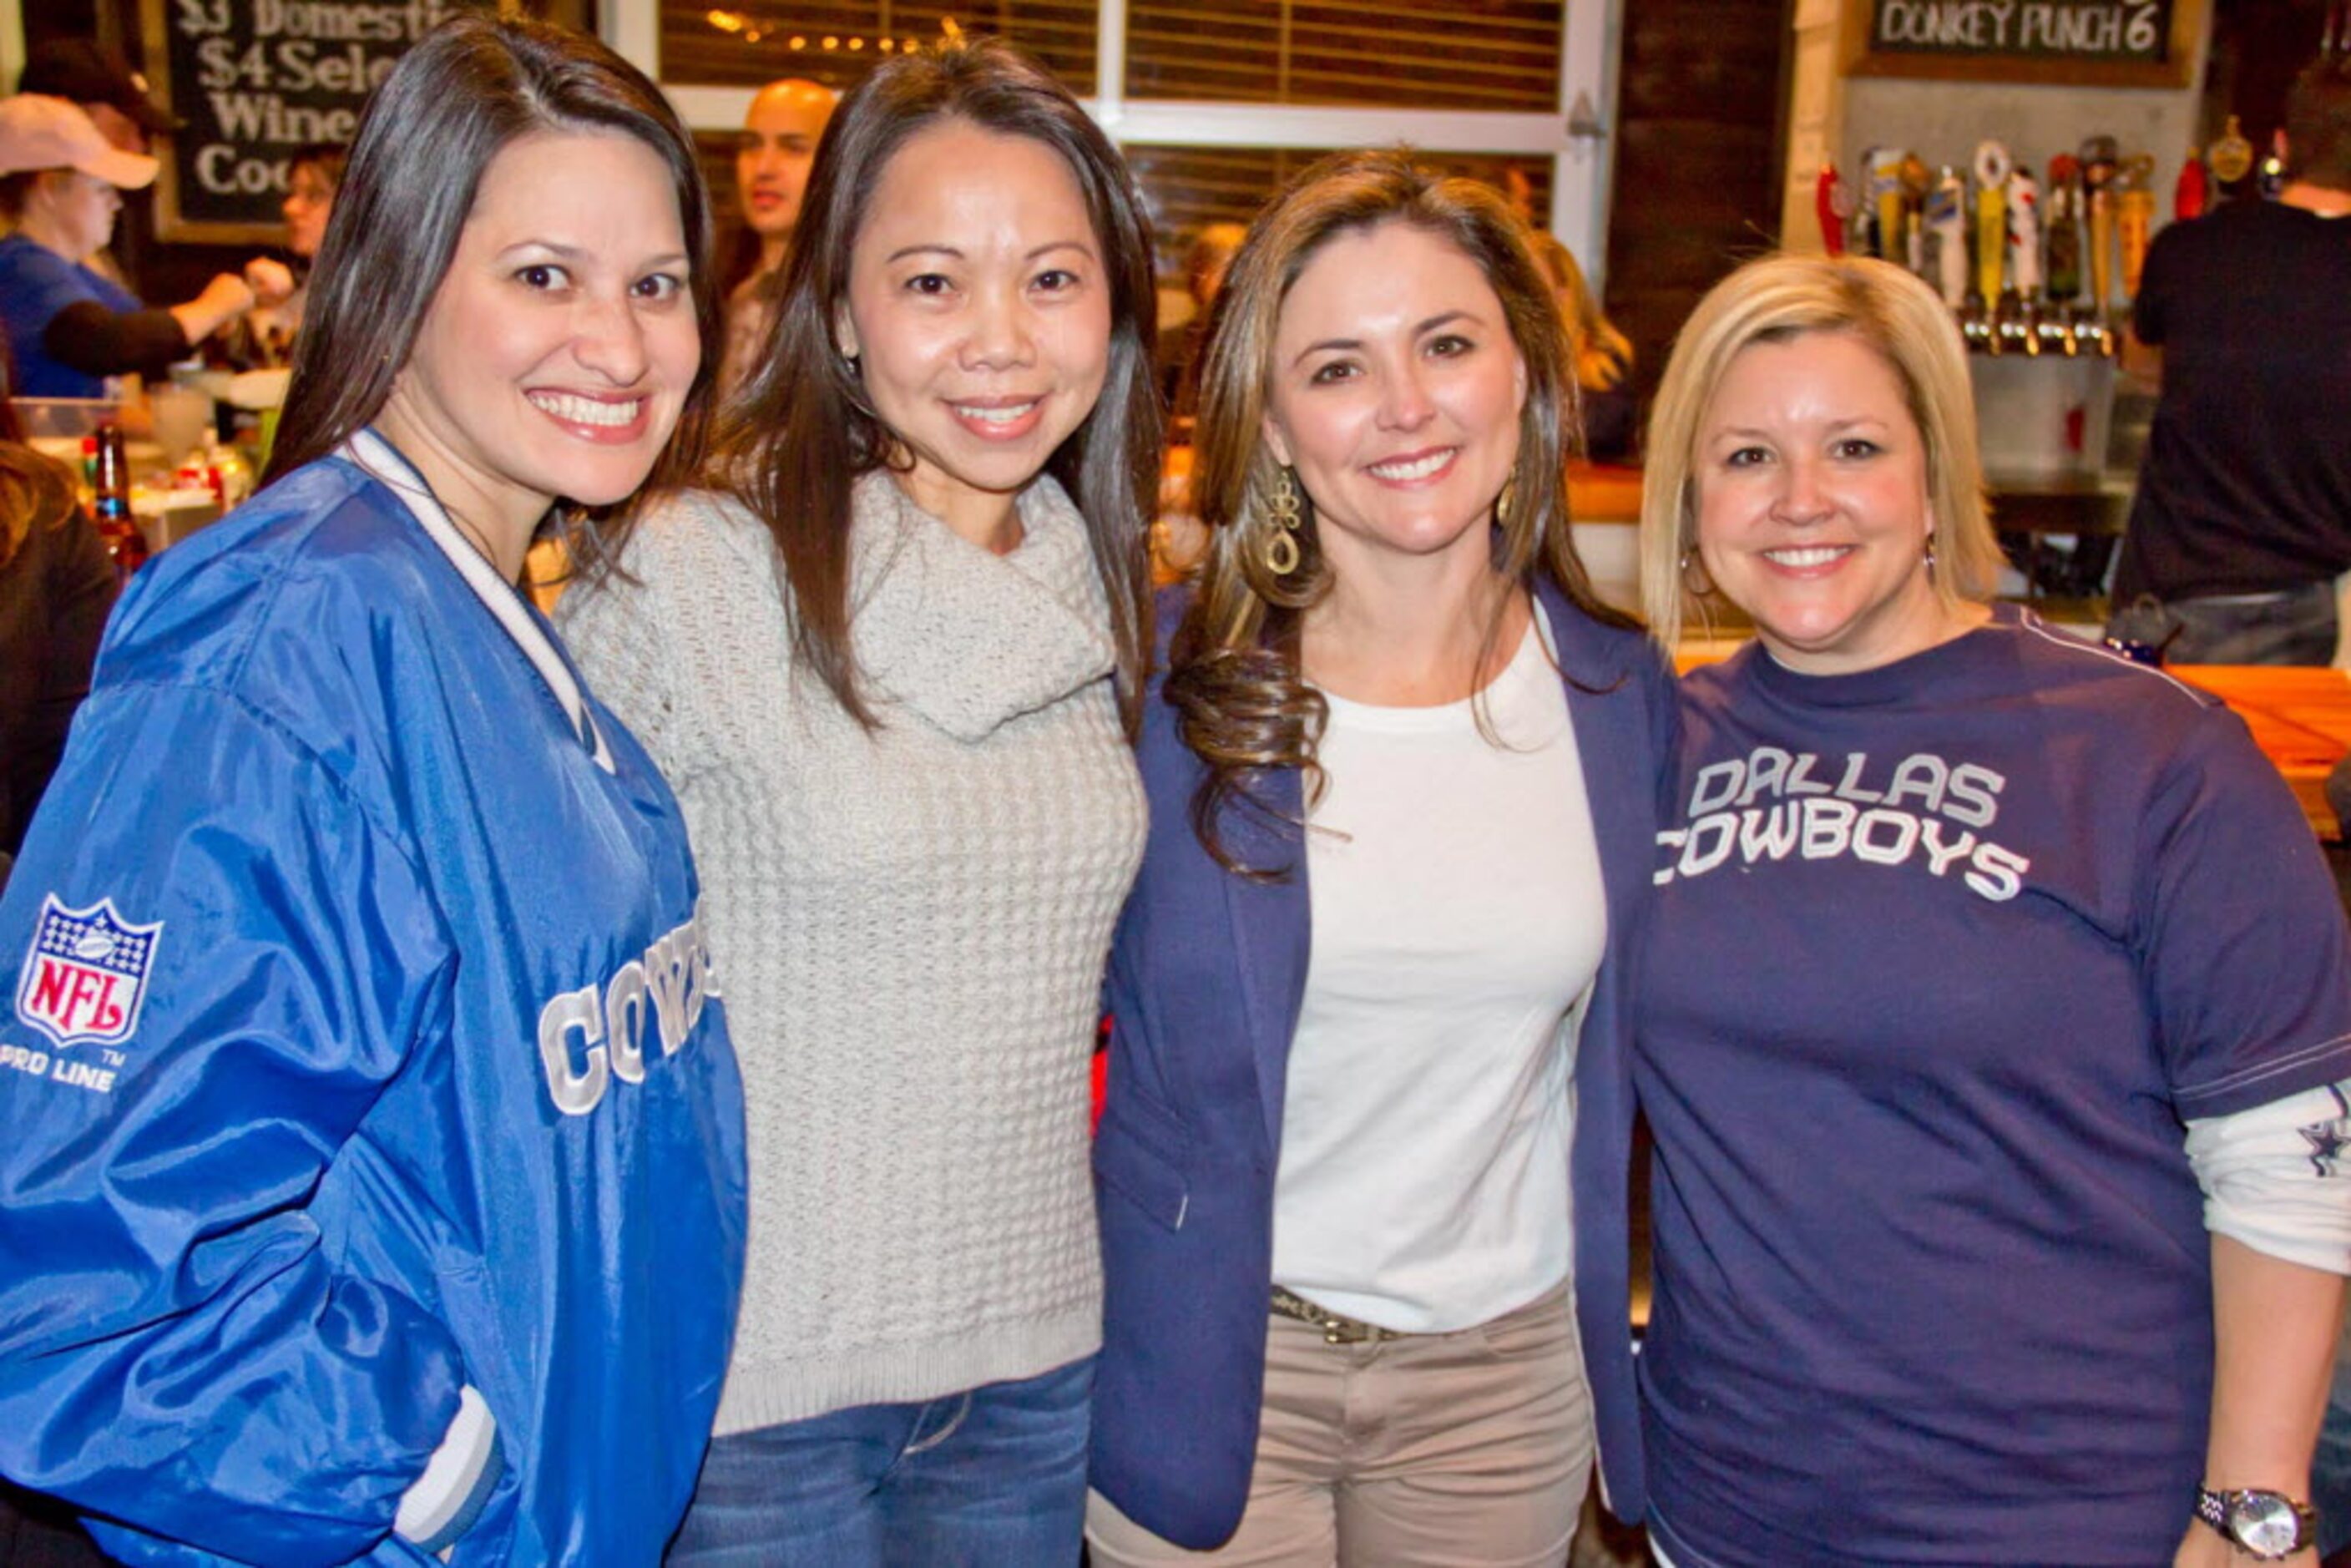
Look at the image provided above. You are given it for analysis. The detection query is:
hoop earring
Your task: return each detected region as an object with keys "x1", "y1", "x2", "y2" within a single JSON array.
[
  {"x1": 1264, "y1": 466, "x2": 1303, "y2": 577},
  {"x1": 1923, "y1": 534, "x2": 1939, "y2": 574},
  {"x1": 1494, "y1": 475, "x2": 1518, "y2": 527}
]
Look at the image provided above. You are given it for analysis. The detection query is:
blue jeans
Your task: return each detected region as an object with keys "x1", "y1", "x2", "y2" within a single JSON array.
[
  {"x1": 665, "y1": 1357, "x2": 1093, "y2": 1565},
  {"x1": 2106, "y1": 580, "x2": 2339, "y2": 665},
  {"x1": 2314, "y1": 1311, "x2": 2351, "y2": 1558}
]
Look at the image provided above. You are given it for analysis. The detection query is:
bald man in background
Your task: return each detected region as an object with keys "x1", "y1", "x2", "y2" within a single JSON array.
[{"x1": 720, "y1": 78, "x2": 837, "y2": 396}]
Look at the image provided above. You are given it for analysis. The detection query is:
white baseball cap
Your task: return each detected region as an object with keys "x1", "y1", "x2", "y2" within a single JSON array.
[{"x1": 0, "y1": 94, "x2": 159, "y2": 189}]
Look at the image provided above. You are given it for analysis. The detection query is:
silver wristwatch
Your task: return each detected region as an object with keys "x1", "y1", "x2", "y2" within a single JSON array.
[{"x1": 2195, "y1": 1485, "x2": 2318, "y2": 1560}]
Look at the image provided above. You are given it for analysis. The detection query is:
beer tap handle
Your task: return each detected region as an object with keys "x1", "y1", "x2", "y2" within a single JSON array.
[
  {"x1": 1973, "y1": 141, "x2": 2011, "y2": 321},
  {"x1": 1817, "y1": 161, "x2": 1848, "y2": 257},
  {"x1": 2005, "y1": 165, "x2": 2042, "y2": 298},
  {"x1": 2175, "y1": 146, "x2": 2208, "y2": 221},
  {"x1": 1853, "y1": 145, "x2": 1883, "y2": 255},
  {"x1": 2118, "y1": 185, "x2": 2156, "y2": 301},
  {"x1": 1929, "y1": 165, "x2": 1969, "y2": 308},
  {"x1": 2089, "y1": 190, "x2": 2116, "y2": 319},
  {"x1": 2001, "y1": 166, "x2": 2040, "y2": 357},
  {"x1": 2081, "y1": 134, "x2": 2119, "y2": 323},
  {"x1": 2044, "y1": 154, "x2": 2083, "y2": 306},
  {"x1": 1899, "y1": 155, "x2": 1931, "y2": 276},
  {"x1": 1869, "y1": 146, "x2": 1910, "y2": 267}
]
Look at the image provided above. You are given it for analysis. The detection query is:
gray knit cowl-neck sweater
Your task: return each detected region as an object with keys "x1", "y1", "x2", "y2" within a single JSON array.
[{"x1": 559, "y1": 471, "x2": 1145, "y2": 1433}]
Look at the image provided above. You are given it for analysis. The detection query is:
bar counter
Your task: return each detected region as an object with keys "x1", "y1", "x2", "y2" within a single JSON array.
[{"x1": 2172, "y1": 665, "x2": 2351, "y2": 842}]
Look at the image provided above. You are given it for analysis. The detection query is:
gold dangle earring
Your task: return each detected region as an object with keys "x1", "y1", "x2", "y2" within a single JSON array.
[{"x1": 1263, "y1": 466, "x2": 1303, "y2": 577}]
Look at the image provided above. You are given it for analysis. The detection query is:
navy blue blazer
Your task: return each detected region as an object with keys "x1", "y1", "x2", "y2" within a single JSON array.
[{"x1": 1090, "y1": 577, "x2": 1673, "y2": 1550}]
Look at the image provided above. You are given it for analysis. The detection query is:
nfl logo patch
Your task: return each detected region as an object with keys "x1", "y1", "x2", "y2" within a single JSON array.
[{"x1": 15, "y1": 896, "x2": 164, "y2": 1050}]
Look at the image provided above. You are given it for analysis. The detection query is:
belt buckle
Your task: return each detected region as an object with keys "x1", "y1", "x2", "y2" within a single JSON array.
[{"x1": 1272, "y1": 1286, "x2": 1389, "y2": 1346}]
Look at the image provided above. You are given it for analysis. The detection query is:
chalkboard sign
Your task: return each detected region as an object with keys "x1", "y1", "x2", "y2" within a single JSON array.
[
  {"x1": 1842, "y1": 0, "x2": 2207, "y2": 87},
  {"x1": 137, "y1": 0, "x2": 483, "y2": 242}
]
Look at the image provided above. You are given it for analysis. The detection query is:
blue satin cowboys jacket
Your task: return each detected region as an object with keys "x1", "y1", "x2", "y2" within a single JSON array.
[{"x1": 0, "y1": 438, "x2": 746, "y2": 1565}]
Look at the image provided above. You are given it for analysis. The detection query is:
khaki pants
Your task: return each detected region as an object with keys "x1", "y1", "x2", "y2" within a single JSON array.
[{"x1": 1086, "y1": 1282, "x2": 1592, "y2": 1568}]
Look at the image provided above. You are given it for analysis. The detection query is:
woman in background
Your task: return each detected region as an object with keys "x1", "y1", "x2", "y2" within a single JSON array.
[
  {"x1": 1158, "y1": 219, "x2": 1246, "y2": 416},
  {"x1": 0, "y1": 18, "x2": 745, "y2": 1562},
  {"x1": 1530, "y1": 232, "x2": 1635, "y2": 463},
  {"x1": 560, "y1": 36, "x2": 1157, "y2": 1564},
  {"x1": 240, "y1": 140, "x2": 347, "y2": 365},
  {"x1": 1634, "y1": 252, "x2": 2351, "y2": 1567},
  {"x1": 1089, "y1": 149, "x2": 1671, "y2": 1566},
  {"x1": 0, "y1": 373, "x2": 114, "y2": 880},
  {"x1": 0, "y1": 357, "x2": 115, "y2": 1566},
  {"x1": 0, "y1": 95, "x2": 289, "y2": 397}
]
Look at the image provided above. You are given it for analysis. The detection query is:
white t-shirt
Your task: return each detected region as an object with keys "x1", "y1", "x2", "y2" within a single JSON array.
[{"x1": 1270, "y1": 609, "x2": 1605, "y2": 1333}]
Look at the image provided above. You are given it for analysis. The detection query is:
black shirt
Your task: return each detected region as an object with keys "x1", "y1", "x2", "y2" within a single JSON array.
[{"x1": 2112, "y1": 199, "x2": 2351, "y2": 602}]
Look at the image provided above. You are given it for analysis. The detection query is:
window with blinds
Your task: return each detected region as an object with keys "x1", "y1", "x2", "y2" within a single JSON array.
[
  {"x1": 1127, "y1": 144, "x2": 1550, "y2": 242},
  {"x1": 659, "y1": 2, "x2": 1097, "y2": 91},
  {"x1": 658, "y1": 2, "x2": 1562, "y2": 110},
  {"x1": 660, "y1": 4, "x2": 1575, "y2": 295},
  {"x1": 1125, "y1": 0, "x2": 1563, "y2": 109}
]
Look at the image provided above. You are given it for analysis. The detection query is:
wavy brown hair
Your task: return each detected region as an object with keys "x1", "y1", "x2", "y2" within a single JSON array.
[
  {"x1": 0, "y1": 367, "x2": 80, "y2": 570},
  {"x1": 1170, "y1": 148, "x2": 1633, "y2": 876},
  {"x1": 662, "y1": 37, "x2": 1159, "y2": 736}
]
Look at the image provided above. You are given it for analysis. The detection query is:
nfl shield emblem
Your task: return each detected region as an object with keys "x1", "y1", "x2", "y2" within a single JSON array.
[{"x1": 15, "y1": 896, "x2": 164, "y2": 1050}]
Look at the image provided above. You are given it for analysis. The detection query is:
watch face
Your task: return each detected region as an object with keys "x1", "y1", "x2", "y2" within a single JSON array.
[{"x1": 2230, "y1": 1494, "x2": 2305, "y2": 1556}]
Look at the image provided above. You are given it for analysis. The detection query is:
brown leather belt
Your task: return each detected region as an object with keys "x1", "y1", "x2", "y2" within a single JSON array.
[{"x1": 1269, "y1": 1285, "x2": 1409, "y2": 1346}]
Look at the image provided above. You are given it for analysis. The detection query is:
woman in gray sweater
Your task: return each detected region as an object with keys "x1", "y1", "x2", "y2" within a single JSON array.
[{"x1": 558, "y1": 37, "x2": 1158, "y2": 1565}]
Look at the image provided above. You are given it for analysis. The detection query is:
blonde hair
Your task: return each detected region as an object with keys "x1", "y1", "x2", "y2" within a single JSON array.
[{"x1": 1637, "y1": 253, "x2": 2000, "y2": 650}]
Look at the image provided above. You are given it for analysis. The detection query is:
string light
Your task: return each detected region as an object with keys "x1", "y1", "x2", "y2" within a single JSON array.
[{"x1": 698, "y1": 12, "x2": 946, "y2": 58}]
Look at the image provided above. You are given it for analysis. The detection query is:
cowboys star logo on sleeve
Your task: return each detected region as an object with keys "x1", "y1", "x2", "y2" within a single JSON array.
[{"x1": 15, "y1": 896, "x2": 164, "y2": 1050}]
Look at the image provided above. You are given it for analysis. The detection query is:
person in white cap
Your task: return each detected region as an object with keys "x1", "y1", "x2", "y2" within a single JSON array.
[{"x1": 0, "y1": 94, "x2": 289, "y2": 399}]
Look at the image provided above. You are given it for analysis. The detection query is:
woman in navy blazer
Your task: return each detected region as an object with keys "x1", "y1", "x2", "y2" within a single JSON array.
[{"x1": 1089, "y1": 151, "x2": 1672, "y2": 1564}]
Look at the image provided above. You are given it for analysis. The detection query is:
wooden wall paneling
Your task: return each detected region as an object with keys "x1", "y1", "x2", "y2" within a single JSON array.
[{"x1": 1603, "y1": 0, "x2": 1793, "y2": 429}]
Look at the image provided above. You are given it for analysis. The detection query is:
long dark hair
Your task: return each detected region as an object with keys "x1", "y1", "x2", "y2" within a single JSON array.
[
  {"x1": 265, "y1": 14, "x2": 720, "y2": 526},
  {"x1": 1170, "y1": 148, "x2": 1633, "y2": 876},
  {"x1": 655, "y1": 37, "x2": 1158, "y2": 736}
]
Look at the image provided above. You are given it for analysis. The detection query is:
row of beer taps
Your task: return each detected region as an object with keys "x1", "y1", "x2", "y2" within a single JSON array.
[{"x1": 1818, "y1": 129, "x2": 2255, "y2": 358}]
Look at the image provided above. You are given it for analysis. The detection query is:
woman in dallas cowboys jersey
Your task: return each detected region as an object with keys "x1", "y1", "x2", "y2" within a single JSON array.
[
  {"x1": 1632, "y1": 253, "x2": 2351, "y2": 1568},
  {"x1": 0, "y1": 18, "x2": 746, "y2": 1565}
]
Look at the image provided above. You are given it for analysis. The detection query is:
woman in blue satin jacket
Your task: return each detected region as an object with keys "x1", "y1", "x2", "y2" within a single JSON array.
[
  {"x1": 0, "y1": 19, "x2": 745, "y2": 1564},
  {"x1": 1088, "y1": 150, "x2": 1672, "y2": 1565}
]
